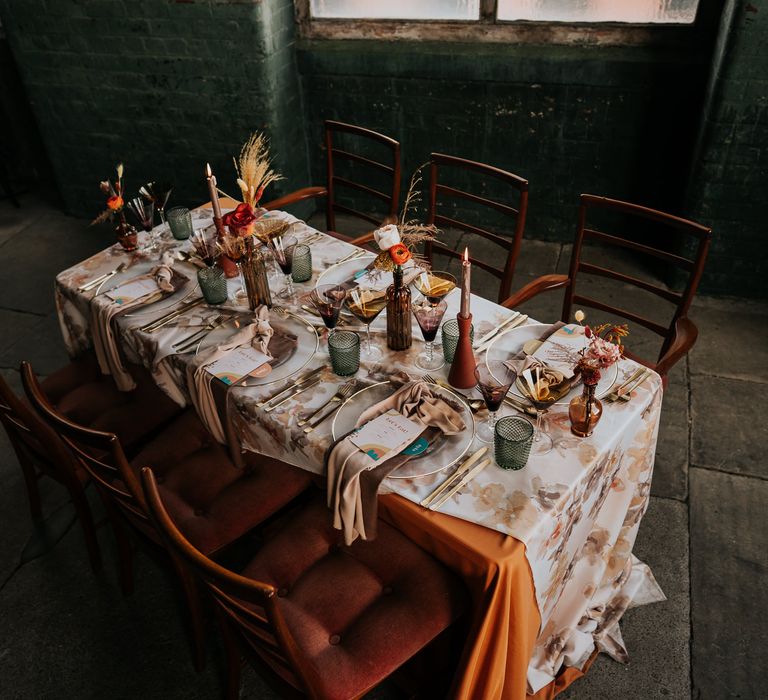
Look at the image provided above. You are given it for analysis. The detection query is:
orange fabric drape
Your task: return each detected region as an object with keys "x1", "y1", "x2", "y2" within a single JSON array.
[{"x1": 380, "y1": 493, "x2": 595, "y2": 700}]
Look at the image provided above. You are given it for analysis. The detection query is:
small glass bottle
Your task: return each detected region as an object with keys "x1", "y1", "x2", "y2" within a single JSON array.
[
  {"x1": 386, "y1": 265, "x2": 412, "y2": 351},
  {"x1": 568, "y1": 382, "x2": 603, "y2": 437}
]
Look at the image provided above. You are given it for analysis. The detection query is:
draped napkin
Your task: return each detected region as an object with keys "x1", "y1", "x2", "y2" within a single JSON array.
[
  {"x1": 326, "y1": 381, "x2": 465, "y2": 545},
  {"x1": 186, "y1": 306, "x2": 274, "y2": 444},
  {"x1": 91, "y1": 252, "x2": 184, "y2": 391}
]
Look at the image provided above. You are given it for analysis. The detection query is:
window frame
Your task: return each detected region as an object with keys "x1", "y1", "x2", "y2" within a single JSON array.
[{"x1": 295, "y1": 0, "x2": 722, "y2": 48}]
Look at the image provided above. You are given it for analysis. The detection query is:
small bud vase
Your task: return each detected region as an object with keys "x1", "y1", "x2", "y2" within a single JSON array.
[
  {"x1": 114, "y1": 214, "x2": 138, "y2": 251},
  {"x1": 386, "y1": 266, "x2": 412, "y2": 351},
  {"x1": 568, "y1": 382, "x2": 603, "y2": 437}
]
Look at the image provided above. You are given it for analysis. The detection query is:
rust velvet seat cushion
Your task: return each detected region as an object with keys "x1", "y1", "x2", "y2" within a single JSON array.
[
  {"x1": 131, "y1": 410, "x2": 312, "y2": 556},
  {"x1": 242, "y1": 498, "x2": 467, "y2": 700},
  {"x1": 41, "y1": 355, "x2": 181, "y2": 455}
]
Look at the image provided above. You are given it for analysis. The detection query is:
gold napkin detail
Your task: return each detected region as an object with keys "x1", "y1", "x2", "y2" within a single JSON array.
[{"x1": 326, "y1": 381, "x2": 465, "y2": 545}]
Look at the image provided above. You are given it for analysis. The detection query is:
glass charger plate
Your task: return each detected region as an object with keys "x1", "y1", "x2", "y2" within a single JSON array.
[
  {"x1": 315, "y1": 252, "x2": 378, "y2": 290},
  {"x1": 202, "y1": 310, "x2": 318, "y2": 387},
  {"x1": 121, "y1": 275, "x2": 199, "y2": 318},
  {"x1": 485, "y1": 322, "x2": 618, "y2": 404},
  {"x1": 331, "y1": 381, "x2": 476, "y2": 479}
]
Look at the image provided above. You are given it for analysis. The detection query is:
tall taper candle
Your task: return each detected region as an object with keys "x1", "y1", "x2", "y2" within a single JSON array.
[
  {"x1": 205, "y1": 163, "x2": 222, "y2": 220},
  {"x1": 460, "y1": 247, "x2": 471, "y2": 318}
]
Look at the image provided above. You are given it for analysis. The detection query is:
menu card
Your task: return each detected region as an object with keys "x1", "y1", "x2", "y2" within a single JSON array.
[
  {"x1": 531, "y1": 323, "x2": 587, "y2": 379},
  {"x1": 205, "y1": 346, "x2": 271, "y2": 385},
  {"x1": 106, "y1": 278, "x2": 159, "y2": 305},
  {"x1": 349, "y1": 410, "x2": 423, "y2": 462}
]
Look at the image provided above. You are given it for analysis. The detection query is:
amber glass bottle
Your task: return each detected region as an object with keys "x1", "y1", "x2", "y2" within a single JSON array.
[{"x1": 386, "y1": 266, "x2": 412, "y2": 351}]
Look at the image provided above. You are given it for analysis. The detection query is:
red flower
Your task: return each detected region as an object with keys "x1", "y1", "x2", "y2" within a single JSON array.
[
  {"x1": 389, "y1": 243, "x2": 411, "y2": 266},
  {"x1": 106, "y1": 195, "x2": 123, "y2": 211},
  {"x1": 223, "y1": 202, "x2": 258, "y2": 236}
]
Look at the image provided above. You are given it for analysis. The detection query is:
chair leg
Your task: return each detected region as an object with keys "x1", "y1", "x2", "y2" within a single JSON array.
[
  {"x1": 19, "y1": 459, "x2": 43, "y2": 521},
  {"x1": 171, "y1": 556, "x2": 207, "y2": 672},
  {"x1": 217, "y1": 613, "x2": 243, "y2": 700},
  {"x1": 70, "y1": 488, "x2": 102, "y2": 573}
]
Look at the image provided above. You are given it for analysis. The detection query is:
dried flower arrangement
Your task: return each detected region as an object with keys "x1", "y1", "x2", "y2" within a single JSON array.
[
  {"x1": 371, "y1": 166, "x2": 439, "y2": 273},
  {"x1": 573, "y1": 310, "x2": 629, "y2": 385},
  {"x1": 233, "y1": 132, "x2": 283, "y2": 208},
  {"x1": 190, "y1": 232, "x2": 220, "y2": 267},
  {"x1": 92, "y1": 162, "x2": 126, "y2": 225},
  {"x1": 217, "y1": 233, "x2": 255, "y2": 264}
]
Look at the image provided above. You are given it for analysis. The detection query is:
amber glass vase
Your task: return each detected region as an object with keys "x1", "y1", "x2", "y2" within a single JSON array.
[
  {"x1": 386, "y1": 266, "x2": 412, "y2": 351},
  {"x1": 568, "y1": 382, "x2": 603, "y2": 437},
  {"x1": 114, "y1": 213, "x2": 138, "y2": 251},
  {"x1": 241, "y1": 251, "x2": 273, "y2": 310}
]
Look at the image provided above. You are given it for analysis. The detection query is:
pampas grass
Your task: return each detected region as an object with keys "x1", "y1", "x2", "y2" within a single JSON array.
[{"x1": 233, "y1": 132, "x2": 283, "y2": 207}]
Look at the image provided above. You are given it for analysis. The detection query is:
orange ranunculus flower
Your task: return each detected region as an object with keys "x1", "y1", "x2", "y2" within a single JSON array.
[
  {"x1": 106, "y1": 195, "x2": 123, "y2": 211},
  {"x1": 389, "y1": 243, "x2": 411, "y2": 266}
]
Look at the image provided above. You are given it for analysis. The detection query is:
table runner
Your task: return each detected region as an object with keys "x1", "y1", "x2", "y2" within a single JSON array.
[{"x1": 55, "y1": 207, "x2": 665, "y2": 698}]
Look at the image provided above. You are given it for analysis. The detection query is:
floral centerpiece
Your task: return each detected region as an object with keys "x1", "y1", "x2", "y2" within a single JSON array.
[
  {"x1": 569, "y1": 311, "x2": 629, "y2": 437},
  {"x1": 91, "y1": 163, "x2": 138, "y2": 251}
]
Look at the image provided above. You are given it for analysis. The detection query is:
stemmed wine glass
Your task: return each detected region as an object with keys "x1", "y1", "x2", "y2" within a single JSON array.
[
  {"x1": 140, "y1": 181, "x2": 173, "y2": 225},
  {"x1": 344, "y1": 286, "x2": 387, "y2": 362},
  {"x1": 310, "y1": 284, "x2": 348, "y2": 338},
  {"x1": 474, "y1": 361, "x2": 517, "y2": 443},
  {"x1": 413, "y1": 299, "x2": 447, "y2": 370},
  {"x1": 412, "y1": 270, "x2": 457, "y2": 306},
  {"x1": 520, "y1": 367, "x2": 555, "y2": 455},
  {"x1": 127, "y1": 197, "x2": 156, "y2": 251},
  {"x1": 270, "y1": 235, "x2": 298, "y2": 302}
]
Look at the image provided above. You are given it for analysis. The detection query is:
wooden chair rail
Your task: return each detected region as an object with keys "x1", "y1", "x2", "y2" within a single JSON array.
[
  {"x1": 332, "y1": 175, "x2": 391, "y2": 203},
  {"x1": 571, "y1": 294, "x2": 669, "y2": 337},
  {"x1": 262, "y1": 186, "x2": 327, "y2": 212},
  {"x1": 431, "y1": 152, "x2": 529, "y2": 190},
  {"x1": 332, "y1": 202, "x2": 381, "y2": 227},
  {"x1": 436, "y1": 183, "x2": 520, "y2": 217},
  {"x1": 326, "y1": 119, "x2": 400, "y2": 149},
  {"x1": 434, "y1": 213, "x2": 511, "y2": 249},
  {"x1": 583, "y1": 228, "x2": 695, "y2": 270},
  {"x1": 332, "y1": 148, "x2": 395, "y2": 175},
  {"x1": 578, "y1": 262, "x2": 684, "y2": 305}
]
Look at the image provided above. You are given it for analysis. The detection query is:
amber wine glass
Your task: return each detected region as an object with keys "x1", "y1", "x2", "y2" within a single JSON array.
[
  {"x1": 412, "y1": 270, "x2": 456, "y2": 306},
  {"x1": 345, "y1": 286, "x2": 387, "y2": 361}
]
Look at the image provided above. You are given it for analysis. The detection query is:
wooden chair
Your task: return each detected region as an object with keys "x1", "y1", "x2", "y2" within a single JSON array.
[
  {"x1": 263, "y1": 120, "x2": 401, "y2": 238},
  {"x1": 0, "y1": 372, "x2": 101, "y2": 571},
  {"x1": 425, "y1": 153, "x2": 529, "y2": 303},
  {"x1": 21, "y1": 363, "x2": 313, "y2": 671},
  {"x1": 141, "y1": 468, "x2": 466, "y2": 700},
  {"x1": 501, "y1": 194, "x2": 712, "y2": 382}
]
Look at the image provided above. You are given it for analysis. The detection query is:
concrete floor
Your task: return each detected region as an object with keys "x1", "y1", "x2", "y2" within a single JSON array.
[{"x1": 0, "y1": 194, "x2": 765, "y2": 699}]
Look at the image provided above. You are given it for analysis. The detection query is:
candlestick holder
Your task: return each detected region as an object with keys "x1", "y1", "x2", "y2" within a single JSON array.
[
  {"x1": 214, "y1": 215, "x2": 238, "y2": 278},
  {"x1": 447, "y1": 313, "x2": 477, "y2": 389}
]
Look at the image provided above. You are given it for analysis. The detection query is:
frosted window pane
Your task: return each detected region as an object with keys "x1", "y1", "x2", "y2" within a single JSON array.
[
  {"x1": 497, "y1": 0, "x2": 699, "y2": 24},
  {"x1": 310, "y1": 0, "x2": 480, "y2": 20}
]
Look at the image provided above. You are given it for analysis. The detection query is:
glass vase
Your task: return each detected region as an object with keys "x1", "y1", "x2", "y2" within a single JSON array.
[
  {"x1": 114, "y1": 214, "x2": 138, "y2": 251},
  {"x1": 568, "y1": 382, "x2": 603, "y2": 437},
  {"x1": 386, "y1": 266, "x2": 412, "y2": 351},
  {"x1": 241, "y1": 252, "x2": 273, "y2": 310}
]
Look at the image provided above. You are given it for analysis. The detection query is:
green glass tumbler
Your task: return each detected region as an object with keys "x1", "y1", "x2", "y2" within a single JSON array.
[
  {"x1": 167, "y1": 206, "x2": 193, "y2": 240},
  {"x1": 291, "y1": 243, "x2": 312, "y2": 283},
  {"x1": 197, "y1": 266, "x2": 227, "y2": 305},
  {"x1": 442, "y1": 319, "x2": 474, "y2": 363},
  {"x1": 328, "y1": 330, "x2": 360, "y2": 376},
  {"x1": 494, "y1": 417, "x2": 534, "y2": 470}
]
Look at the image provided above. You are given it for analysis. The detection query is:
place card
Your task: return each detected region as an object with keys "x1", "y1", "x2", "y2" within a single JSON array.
[
  {"x1": 205, "y1": 346, "x2": 271, "y2": 385},
  {"x1": 349, "y1": 410, "x2": 423, "y2": 462},
  {"x1": 532, "y1": 323, "x2": 586, "y2": 379},
  {"x1": 106, "y1": 278, "x2": 159, "y2": 305}
]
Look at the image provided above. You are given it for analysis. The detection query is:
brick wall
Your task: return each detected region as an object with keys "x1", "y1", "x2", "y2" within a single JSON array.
[
  {"x1": 687, "y1": 0, "x2": 768, "y2": 298},
  {"x1": 0, "y1": 0, "x2": 309, "y2": 218}
]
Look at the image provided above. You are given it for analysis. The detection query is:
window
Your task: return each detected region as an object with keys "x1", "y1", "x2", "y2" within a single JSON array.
[{"x1": 309, "y1": 1, "x2": 480, "y2": 21}]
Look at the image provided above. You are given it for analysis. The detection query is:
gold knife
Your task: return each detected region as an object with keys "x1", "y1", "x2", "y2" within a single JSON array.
[
  {"x1": 431, "y1": 458, "x2": 491, "y2": 510},
  {"x1": 606, "y1": 367, "x2": 645, "y2": 402},
  {"x1": 475, "y1": 315, "x2": 529, "y2": 353},
  {"x1": 140, "y1": 298, "x2": 204, "y2": 332},
  {"x1": 420, "y1": 447, "x2": 488, "y2": 507},
  {"x1": 472, "y1": 312, "x2": 521, "y2": 350},
  {"x1": 256, "y1": 366, "x2": 325, "y2": 408},
  {"x1": 263, "y1": 377, "x2": 322, "y2": 412},
  {"x1": 618, "y1": 369, "x2": 651, "y2": 402}
]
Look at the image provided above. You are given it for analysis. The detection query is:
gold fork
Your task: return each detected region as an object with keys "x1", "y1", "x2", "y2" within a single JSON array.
[{"x1": 301, "y1": 380, "x2": 357, "y2": 433}]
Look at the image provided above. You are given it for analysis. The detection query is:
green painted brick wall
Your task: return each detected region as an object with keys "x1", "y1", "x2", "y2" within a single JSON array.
[{"x1": 0, "y1": 0, "x2": 310, "y2": 218}]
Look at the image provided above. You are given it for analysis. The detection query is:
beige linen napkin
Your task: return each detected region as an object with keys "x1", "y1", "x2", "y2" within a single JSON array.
[
  {"x1": 91, "y1": 254, "x2": 183, "y2": 391},
  {"x1": 326, "y1": 381, "x2": 465, "y2": 545},
  {"x1": 186, "y1": 306, "x2": 274, "y2": 444}
]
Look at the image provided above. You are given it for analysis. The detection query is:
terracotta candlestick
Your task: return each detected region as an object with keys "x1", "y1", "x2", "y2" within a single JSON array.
[{"x1": 447, "y1": 313, "x2": 477, "y2": 389}]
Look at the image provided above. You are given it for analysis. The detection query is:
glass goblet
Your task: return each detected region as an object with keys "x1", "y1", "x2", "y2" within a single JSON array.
[
  {"x1": 140, "y1": 181, "x2": 173, "y2": 224},
  {"x1": 412, "y1": 270, "x2": 457, "y2": 306},
  {"x1": 413, "y1": 299, "x2": 447, "y2": 371},
  {"x1": 520, "y1": 368, "x2": 555, "y2": 455},
  {"x1": 270, "y1": 235, "x2": 298, "y2": 302},
  {"x1": 474, "y1": 361, "x2": 517, "y2": 443},
  {"x1": 127, "y1": 197, "x2": 156, "y2": 251},
  {"x1": 345, "y1": 286, "x2": 387, "y2": 362},
  {"x1": 310, "y1": 284, "x2": 347, "y2": 336}
]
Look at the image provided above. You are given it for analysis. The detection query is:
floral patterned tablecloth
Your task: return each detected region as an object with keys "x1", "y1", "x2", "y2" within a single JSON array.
[{"x1": 55, "y1": 208, "x2": 665, "y2": 697}]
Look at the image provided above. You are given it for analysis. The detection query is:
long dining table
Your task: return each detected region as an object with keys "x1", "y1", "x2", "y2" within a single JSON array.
[{"x1": 55, "y1": 205, "x2": 666, "y2": 699}]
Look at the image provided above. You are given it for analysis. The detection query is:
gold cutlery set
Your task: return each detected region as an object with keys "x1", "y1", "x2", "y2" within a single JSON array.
[
  {"x1": 77, "y1": 262, "x2": 127, "y2": 293},
  {"x1": 606, "y1": 367, "x2": 651, "y2": 402},
  {"x1": 421, "y1": 447, "x2": 491, "y2": 511},
  {"x1": 139, "y1": 298, "x2": 205, "y2": 333},
  {"x1": 299, "y1": 380, "x2": 356, "y2": 433},
  {"x1": 473, "y1": 311, "x2": 529, "y2": 353}
]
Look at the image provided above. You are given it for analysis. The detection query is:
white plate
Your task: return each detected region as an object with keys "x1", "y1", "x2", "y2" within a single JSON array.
[
  {"x1": 485, "y1": 323, "x2": 619, "y2": 404},
  {"x1": 331, "y1": 381, "x2": 475, "y2": 479}
]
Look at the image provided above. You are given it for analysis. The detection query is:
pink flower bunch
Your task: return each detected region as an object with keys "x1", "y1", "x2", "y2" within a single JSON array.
[{"x1": 584, "y1": 334, "x2": 622, "y2": 368}]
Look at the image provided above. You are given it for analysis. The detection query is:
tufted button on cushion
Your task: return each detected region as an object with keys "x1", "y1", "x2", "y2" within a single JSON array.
[
  {"x1": 42, "y1": 357, "x2": 181, "y2": 456},
  {"x1": 242, "y1": 498, "x2": 466, "y2": 699},
  {"x1": 130, "y1": 410, "x2": 312, "y2": 555}
]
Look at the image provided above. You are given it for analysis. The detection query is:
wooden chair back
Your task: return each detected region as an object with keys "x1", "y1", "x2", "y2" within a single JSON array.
[
  {"x1": 20, "y1": 362, "x2": 153, "y2": 538},
  {"x1": 0, "y1": 370, "x2": 81, "y2": 491},
  {"x1": 563, "y1": 194, "x2": 712, "y2": 361},
  {"x1": 324, "y1": 120, "x2": 401, "y2": 233},
  {"x1": 140, "y1": 467, "x2": 320, "y2": 698},
  {"x1": 425, "y1": 153, "x2": 529, "y2": 303}
]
